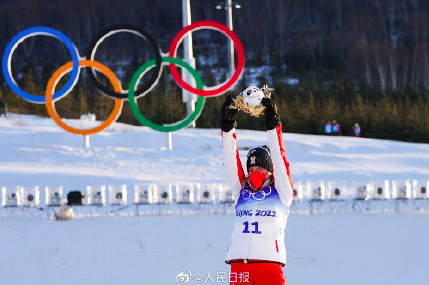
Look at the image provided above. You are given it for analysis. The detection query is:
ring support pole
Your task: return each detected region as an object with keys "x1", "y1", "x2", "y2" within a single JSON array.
[
  {"x1": 166, "y1": 132, "x2": 172, "y2": 150},
  {"x1": 84, "y1": 135, "x2": 90, "y2": 148}
]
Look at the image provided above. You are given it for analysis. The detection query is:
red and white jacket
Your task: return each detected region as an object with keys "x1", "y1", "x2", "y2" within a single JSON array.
[{"x1": 222, "y1": 125, "x2": 293, "y2": 265}]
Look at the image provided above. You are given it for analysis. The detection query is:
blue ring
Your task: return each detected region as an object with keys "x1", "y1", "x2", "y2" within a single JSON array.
[{"x1": 1, "y1": 26, "x2": 80, "y2": 104}]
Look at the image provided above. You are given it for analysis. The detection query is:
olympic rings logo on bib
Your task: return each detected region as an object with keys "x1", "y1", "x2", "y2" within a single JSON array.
[
  {"x1": 242, "y1": 186, "x2": 272, "y2": 201},
  {"x1": 1, "y1": 21, "x2": 245, "y2": 134}
]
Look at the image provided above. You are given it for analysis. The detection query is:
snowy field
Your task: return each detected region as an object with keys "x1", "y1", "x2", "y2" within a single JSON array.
[
  {"x1": 2, "y1": 113, "x2": 429, "y2": 188},
  {"x1": 1, "y1": 114, "x2": 429, "y2": 285},
  {"x1": 2, "y1": 213, "x2": 429, "y2": 285}
]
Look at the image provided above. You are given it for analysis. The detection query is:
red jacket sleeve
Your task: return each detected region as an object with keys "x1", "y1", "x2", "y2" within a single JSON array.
[
  {"x1": 222, "y1": 129, "x2": 245, "y2": 202},
  {"x1": 267, "y1": 125, "x2": 294, "y2": 206}
]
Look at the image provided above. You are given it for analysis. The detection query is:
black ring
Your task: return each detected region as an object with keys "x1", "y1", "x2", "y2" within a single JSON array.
[{"x1": 86, "y1": 24, "x2": 162, "y2": 99}]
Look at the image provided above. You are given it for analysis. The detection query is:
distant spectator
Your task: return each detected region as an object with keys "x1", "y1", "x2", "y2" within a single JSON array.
[
  {"x1": 332, "y1": 120, "x2": 341, "y2": 136},
  {"x1": 354, "y1": 123, "x2": 361, "y2": 137},
  {"x1": 324, "y1": 120, "x2": 332, "y2": 135},
  {"x1": 336, "y1": 121, "x2": 342, "y2": 136}
]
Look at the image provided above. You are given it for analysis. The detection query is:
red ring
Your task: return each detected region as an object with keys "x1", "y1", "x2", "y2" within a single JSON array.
[{"x1": 168, "y1": 20, "x2": 245, "y2": 97}]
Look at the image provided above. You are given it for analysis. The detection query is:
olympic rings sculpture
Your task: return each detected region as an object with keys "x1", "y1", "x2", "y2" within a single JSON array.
[{"x1": 1, "y1": 20, "x2": 245, "y2": 134}]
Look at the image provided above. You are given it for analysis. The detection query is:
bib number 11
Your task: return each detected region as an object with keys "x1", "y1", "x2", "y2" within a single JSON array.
[{"x1": 242, "y1": 221, "x2": 262, "y2": 234}]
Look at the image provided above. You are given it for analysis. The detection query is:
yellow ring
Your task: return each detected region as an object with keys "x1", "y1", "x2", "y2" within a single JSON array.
[{"x1": 45, "y1": 60, "x2": 123, "y2": 135}]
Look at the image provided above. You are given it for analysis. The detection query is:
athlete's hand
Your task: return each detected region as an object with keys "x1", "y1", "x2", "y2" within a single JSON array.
[
  {"x1": 220, "y1": 94, "x2": 238, "y2": 132},
  {"x1": 261, "y1": 97, "x2": 281, "y2": 130}
]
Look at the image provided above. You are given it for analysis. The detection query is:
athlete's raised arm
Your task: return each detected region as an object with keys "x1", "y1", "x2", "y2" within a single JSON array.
[
  {"x1": 221, "y1": 95, "x2": 245, "y2": 202},
  {"x1": 261, "y1": 97, "x2": 294, "y2": 207}
]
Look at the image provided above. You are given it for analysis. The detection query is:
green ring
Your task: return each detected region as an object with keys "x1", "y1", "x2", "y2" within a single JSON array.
[{"x1": 128, "y1": 57, "x2": 205, "y2": 132}]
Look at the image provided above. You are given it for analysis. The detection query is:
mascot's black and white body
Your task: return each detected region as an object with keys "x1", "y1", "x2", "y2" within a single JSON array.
[{"x1": 241, "y1": 86, "x2": 265, "y2": 106}]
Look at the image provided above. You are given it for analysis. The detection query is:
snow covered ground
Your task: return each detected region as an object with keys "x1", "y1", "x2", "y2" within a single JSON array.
[
  {"x1": 2, "y1": 113, "x2": 429, "y2": 188},
  {"x1": 2, "y1": 213, "x2": 428, "y2": 285},
  {"x1": 1, "y1": 114, "x2": 429, "y2": 285}
]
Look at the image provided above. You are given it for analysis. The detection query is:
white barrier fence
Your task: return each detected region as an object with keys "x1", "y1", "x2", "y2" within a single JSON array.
[{"x1": 1, "y1": 179, "x2": 428, "y2": 218}]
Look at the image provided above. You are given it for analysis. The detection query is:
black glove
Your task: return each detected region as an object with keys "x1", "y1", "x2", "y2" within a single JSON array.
[
  {"x1": 261, "y1": 97, "x2": 281, "y2": 130},
  {"x1": 220, "y1": 94, "x2": 238, "y2": 132}
]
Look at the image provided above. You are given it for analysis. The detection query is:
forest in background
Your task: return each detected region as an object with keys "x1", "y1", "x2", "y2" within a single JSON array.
[{"x1": 0, "y1": 0, "x2": 429, "y2": 142}]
